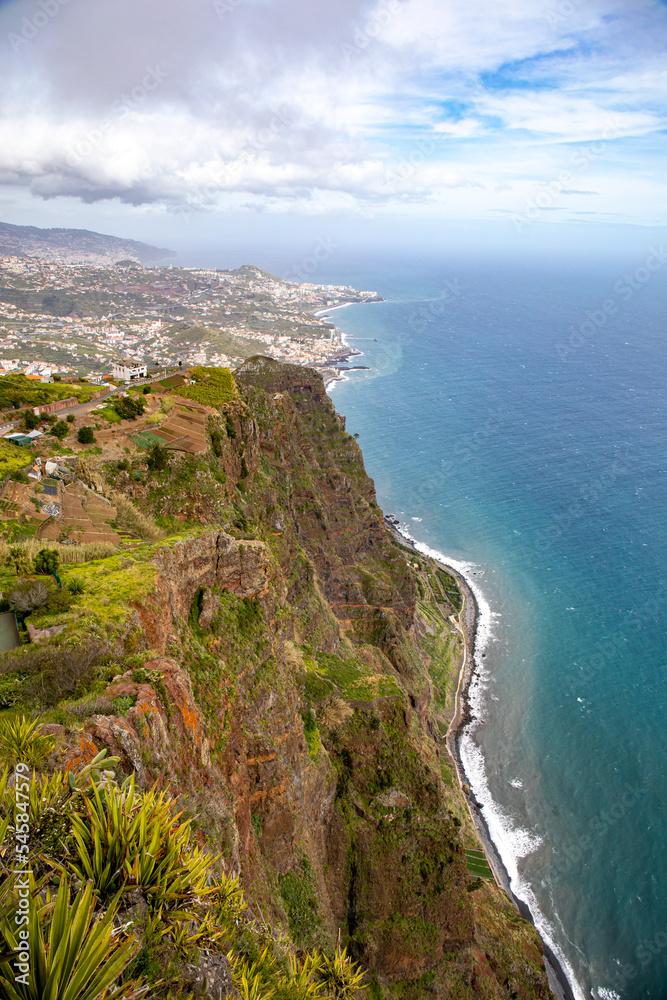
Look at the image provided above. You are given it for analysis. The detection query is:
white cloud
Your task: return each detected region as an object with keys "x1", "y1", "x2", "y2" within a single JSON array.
[{"x1": 0, "y1": 0, "x2": 666, "y2": 223}]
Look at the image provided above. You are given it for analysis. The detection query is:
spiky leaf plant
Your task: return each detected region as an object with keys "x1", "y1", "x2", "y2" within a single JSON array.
[
  {"x1": 69, "y1": 775, "x2": 220, "y2": 910},
  {"x1": 0, "y1": 874, "x2": 149, "y2": 1000},
  {"x1": 319, "y1": 943, "x2": 367, "y2": 999},
  {"x1": 0, "y1": 718, "x2": 55, "y2": 769}
]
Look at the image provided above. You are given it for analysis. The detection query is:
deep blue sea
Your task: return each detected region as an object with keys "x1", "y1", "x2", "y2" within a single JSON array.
[{"x1": 182, "y1": 242, "x2": 667, "y2": 999}]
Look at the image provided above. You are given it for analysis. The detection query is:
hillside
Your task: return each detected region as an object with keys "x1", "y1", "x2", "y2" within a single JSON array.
[
  {"x1": 0, "y1": 358, "x2": 551, "y2": 1000},
  {"x1": 0, "y1": 221, "x2": 175, "y2": 266}
]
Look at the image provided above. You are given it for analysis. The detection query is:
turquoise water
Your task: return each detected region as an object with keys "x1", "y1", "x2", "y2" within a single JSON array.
[{"x1": 320, "y1": 254, "x2": 667, "y2": 1000}]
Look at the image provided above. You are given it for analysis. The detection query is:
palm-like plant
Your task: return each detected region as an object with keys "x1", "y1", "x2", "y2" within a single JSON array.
[
  {"x1": 0, "y1": 717, "x2": 55, "y2": 769},
  {"x1": 69, "y1": 776, "x2": 220, "y2": 910},
  {"x1": 319, "y1": 943, "x2": 367, "y2": 999},
  {"x1": 0, "y1": 874, "x2": 149, "y2": 1000},
  {"x1": 6, "y1": 546, "x2": 27, "y2": 577}
]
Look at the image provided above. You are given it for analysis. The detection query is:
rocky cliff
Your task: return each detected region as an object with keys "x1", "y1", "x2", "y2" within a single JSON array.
[{"x1": 2, "y1": 357, "x2": 551, "y2": 1000}]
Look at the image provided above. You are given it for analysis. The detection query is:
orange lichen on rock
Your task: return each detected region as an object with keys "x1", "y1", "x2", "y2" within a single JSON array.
[{"x1": 60, "y1": 734, "x2": 100, "y2": 774}]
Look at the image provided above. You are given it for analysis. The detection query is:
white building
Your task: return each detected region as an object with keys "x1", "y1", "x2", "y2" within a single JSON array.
[{"x1": 112, "y1": 361, "x2": 147, "y2": 381}]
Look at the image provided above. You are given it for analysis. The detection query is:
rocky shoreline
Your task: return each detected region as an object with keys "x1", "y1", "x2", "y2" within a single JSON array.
[{"x1": 385, "y1": 517, "x2": 575, "y2": 1000}]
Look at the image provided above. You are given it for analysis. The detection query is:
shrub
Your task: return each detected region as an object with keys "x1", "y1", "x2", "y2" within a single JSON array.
[
  {"x1": 46, "y1": 587, "x2": 74, "y2": 614},
  {"x1": 114, "y1": 396, "x2": 146, "y2": 421},
  {"x1": 210, "y1": 429, "x2": 223, "y2": 457},
  {"x1": 67, "y1": 576, "x2": 86, "y2": 595},
  {"x1": 146, "y1": 443, "x2": 170, "y2": 473},
  {"x1": 66, "y1": 413, "x2": 75, "y2": 423},
  {"x1": 10, "y1": 580, "x2": 50, "y2": 613},
  {"x1": 49, "y1": 420, "x2": 69, "y2": 440},
  {"x1": 23, "y1": 410, "x2": 39, "y2": 430},
  {"x1": 0, "y1": 716, "x2": 55, "y2": 768},
  {"x1": 0, "y1": 640, "x2": 108, "y2": 706},
  {"x1": 142, "y1": 385, "x2": 151, "y2": 394},
  {"x1": 34, "y1": 547, "x2": 61, "y2": 577},
  {"x1": 77, "y1": 425, "x2": 95, "y2": 443}
]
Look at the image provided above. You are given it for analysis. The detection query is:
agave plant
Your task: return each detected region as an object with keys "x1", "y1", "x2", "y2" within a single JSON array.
[
  {"x1": 0, "y1": 874, "x2": 149, "y2": 1000},
  {"x1": 0, "y1": 717, "x2": 55, "y2": 769},
  {"x1": 69, "y1": 775, "x2": 220, "y2": 910},
  {"x1": 319, "y1": 943, "x2": 367, "y2": 999},
  {"x1": 228, "y1": 948, "x2": 279, "y2": 1000},
  {"x1": 0, "y1": 750, "x2": 121, "y2": 879},
  {"x1": 278, "y1": 952, "x2": 326, "y2": 1000}
]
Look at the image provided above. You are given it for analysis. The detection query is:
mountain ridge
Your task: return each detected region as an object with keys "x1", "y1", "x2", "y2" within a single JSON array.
[{"x1": 0, "y1": 220, "x2": 176, "y2": 266}]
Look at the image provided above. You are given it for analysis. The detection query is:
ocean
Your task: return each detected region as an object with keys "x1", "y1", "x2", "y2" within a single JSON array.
[
  {"x1": 318, "y1": 250, "x2": 667, "y2": 1000},
  {"x1": 179, "y1": 241, "x2": 667, "y2": 999}
]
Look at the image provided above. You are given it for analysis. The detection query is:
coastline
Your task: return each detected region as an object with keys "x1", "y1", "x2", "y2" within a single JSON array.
[{"x1": 385, "y1": 519, "x2": 575, "y2": 1000}]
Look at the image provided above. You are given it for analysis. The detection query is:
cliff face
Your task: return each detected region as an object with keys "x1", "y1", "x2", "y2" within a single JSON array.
[{"x1": 40, "y1": 357, "x2": 550, "y2": 999}]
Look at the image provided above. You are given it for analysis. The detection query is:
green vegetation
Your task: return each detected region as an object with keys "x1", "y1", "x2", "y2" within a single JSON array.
[
  {"x1": 49, "y1": 420, "x2": 70, "y2": 440},
  {"x1": 0, "y1": 441, "x2": 33, "y2": 478},
  {"x1": 0, "y1": 716, "x2": 369, "y2": 1000},
  {"x1": 78, "y1": 425, "x2": 96, "y2": 443},
  {"x1": 146, "y1": 443, "x2": 170, "y2": 472},
  {"x1": 114, "y1": 396, "x2": 146, "y2": 421},
  {"x1": 33, "y1": 547, "x2": 61, "y2": 576},
  {"x1": 464, "y1": 849, "x2": 494, "y2": 880},
  {"x1": 278, "y1": 854, "x2": 326, "y2": 951},
  {"x1": 0, "y1": 716, "x2": 55, "y2": 768},
  {"x1": 0, "y1": 876, "x2": 146, "y2": 1000},
  {"x1": 172, "y1": 366, "x2": 237, "y2": 407},
  {"x1": 0, "y1": 373, "x2": 96, "y2": 409}
]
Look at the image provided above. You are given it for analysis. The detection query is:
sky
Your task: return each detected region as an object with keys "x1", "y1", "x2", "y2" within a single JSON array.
[{"x1": 0, "y1": 0, "x2": 666, "y2": 252}]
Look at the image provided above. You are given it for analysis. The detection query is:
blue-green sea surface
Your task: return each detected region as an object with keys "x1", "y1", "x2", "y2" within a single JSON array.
[{"x1": 320, "y1": 253, "x2": 667, "y2": 1000}]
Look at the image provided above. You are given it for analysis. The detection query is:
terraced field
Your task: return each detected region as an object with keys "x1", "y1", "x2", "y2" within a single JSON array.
[
  {"x1": 38, "y1": 481, "x2": 121, "y2": 545},
  {"x1": 131, "y1": 399, "x2": 210, "y2": 454}
]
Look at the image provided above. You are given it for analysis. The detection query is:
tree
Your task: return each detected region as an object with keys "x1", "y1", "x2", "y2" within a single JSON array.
[
  {"x1": 23, "y1": 410, "x2": 39, "y2": 430},
  {"x1": 77, "y1": 425, "x2": 95, "y2": 444},
  {"x1": 67, "y1": 414, "x2": 75, "y2": 423},
  {"x1": 113, "y1": 396, "x2": 146, "y2": 421},
  {"x1": 146, "y1": 443, "x2": 169, "y2": 472},
  {"x1": 5, "y1": 545, "x2": 28, "y2": 576},
  {"x1": 49, "y1": 420, "x2": 69, "y2": 439},
  {"x1": 142, "y1": 384, "x2": 151, "y2": 394},
  {"x1": 33, "y1": 548, "x2": 60, "y2": 577}
]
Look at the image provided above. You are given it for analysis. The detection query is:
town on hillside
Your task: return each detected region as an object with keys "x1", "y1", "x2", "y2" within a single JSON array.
[{"x1": 0, "y1": 256, "x2": 380, "y2": 383}]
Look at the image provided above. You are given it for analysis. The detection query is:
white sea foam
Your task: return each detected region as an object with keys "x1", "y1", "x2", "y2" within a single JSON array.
[
  {"x1": 510, "y1": 778, "x2": 523, "y2": 789},
  {"x1": 393, "y1": 521, "x2": 587, "y2": 1000}
]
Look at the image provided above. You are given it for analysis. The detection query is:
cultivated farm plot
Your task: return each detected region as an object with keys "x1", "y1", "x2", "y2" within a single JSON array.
[
  {"x1": 464, "y1": 848, "x2": 494, "y2": 880},
  {"x1": 38, "y1": 481, "x2": 121, "y2": 545},
  {"x1": 131, "y1": 399, "x2": 210, "y2": 455}
]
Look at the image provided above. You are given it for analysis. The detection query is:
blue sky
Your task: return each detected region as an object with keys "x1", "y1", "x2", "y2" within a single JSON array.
[{"x1": 0, "y1": 0, "x2": 666, "y2": 244}]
